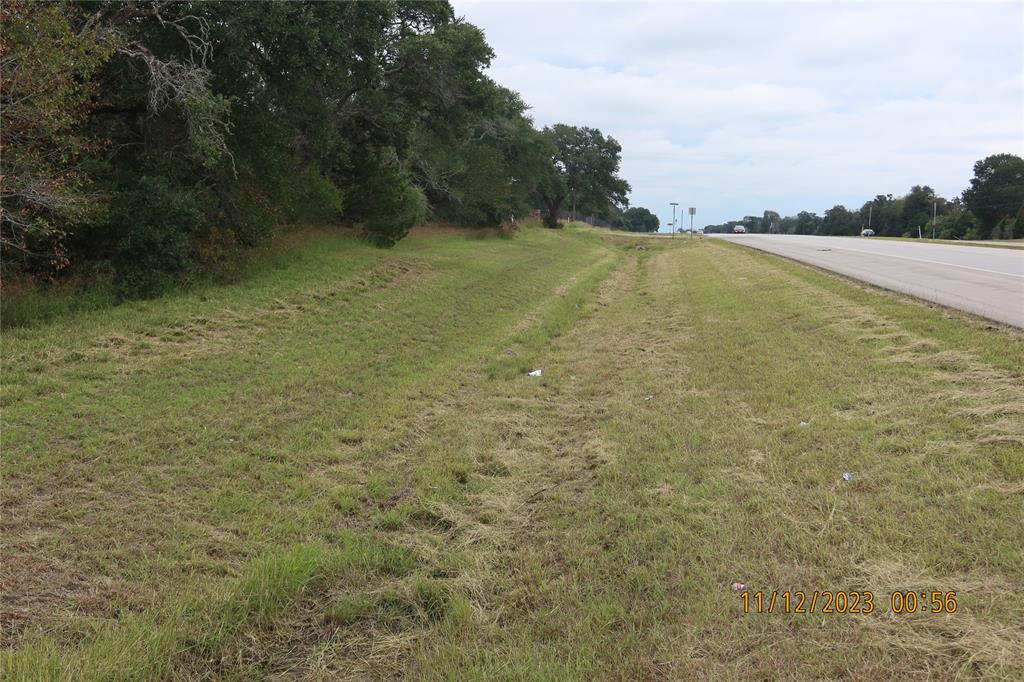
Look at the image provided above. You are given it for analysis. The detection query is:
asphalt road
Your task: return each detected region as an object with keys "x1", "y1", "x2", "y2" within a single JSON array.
[{"x1": 710, "y1": 234, "x2": 1024, "y2": 327}]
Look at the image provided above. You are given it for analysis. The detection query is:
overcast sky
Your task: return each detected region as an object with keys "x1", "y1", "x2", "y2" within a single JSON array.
[{"x1": 453, "y1": 1, "x2": 1023, "y2": 230}]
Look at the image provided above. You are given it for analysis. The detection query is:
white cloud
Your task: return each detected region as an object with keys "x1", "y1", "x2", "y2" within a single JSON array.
[{"x1": 455, "y1": 0, "x2": 1023, "y2": 227}]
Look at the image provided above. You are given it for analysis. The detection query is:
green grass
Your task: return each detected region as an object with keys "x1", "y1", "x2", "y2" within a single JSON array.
[{"x1": 3, "y1": 225, "x2": 1022, "y2": 679}]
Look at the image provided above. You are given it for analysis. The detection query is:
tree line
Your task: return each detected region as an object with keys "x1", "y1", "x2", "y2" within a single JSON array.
[
  {"x1": 703, "y1": 154, "x2": 1024, "y2": 240},
  {"x1": 1, "y1": 1, "x2": 632, "y2": 298}
]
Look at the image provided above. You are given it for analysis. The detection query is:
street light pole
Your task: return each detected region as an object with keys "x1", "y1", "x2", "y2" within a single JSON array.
[
  {"x1": 688, "y1": 207, "x2": 696, "y2": 240},
  {"x1": 670, "y1": 202, "x2": 678, "y2": 238}
]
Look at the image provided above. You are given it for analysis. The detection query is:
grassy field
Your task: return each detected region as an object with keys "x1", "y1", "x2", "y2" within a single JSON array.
[{"x1": 2, "y1": 224, "x2": 1022, "y2": 679}]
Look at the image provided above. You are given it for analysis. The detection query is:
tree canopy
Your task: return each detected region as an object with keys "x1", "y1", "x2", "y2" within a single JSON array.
[
  {"x1": 962, "y1": 154, "x2": 1024, "y2": 237},
  {"x1": 1, "y1": 1, "x2": 635, "y2": 296},
  {"x1": 620, "y1": 207, "x2": 659, "y2": 232},
  {"x1": 536, "y1": 124, "x2": 630, "y2": 228}
]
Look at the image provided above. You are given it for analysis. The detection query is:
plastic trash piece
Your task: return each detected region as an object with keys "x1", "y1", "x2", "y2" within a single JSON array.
[
  {"x1": 644, "y1": 395, "x2": 654, "y2": 401},
  {"x1": 732, "y1": 581, "x2": 747, "y2": 591},
  {"x1": 528, "y1": 369, "x2": 543, "y2": 377},
  {"x1": 842, "y1": 472, "x2": 854, "y2": 482},
  {"x1": 799, "y1": 421, "x2": 809, "y2": 427}
]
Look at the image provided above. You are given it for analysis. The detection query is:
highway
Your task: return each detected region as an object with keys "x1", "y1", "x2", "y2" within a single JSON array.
[{"x1": 710, "y1": 234, "x2": 1024, "y2": 327}]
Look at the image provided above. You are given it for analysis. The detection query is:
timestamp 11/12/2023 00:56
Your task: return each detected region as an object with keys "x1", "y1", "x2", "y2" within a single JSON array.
[{"x1": 741, "y1": 590, "x2": 959, "y2": 615}]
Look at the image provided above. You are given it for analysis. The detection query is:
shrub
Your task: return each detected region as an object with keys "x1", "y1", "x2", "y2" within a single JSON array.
[
  {"x1": 345, "y1": 159, "x2": 427, "y2": 247},
  {"x1": 110, "y1": 177, "x2": 206, "y2": 298}
]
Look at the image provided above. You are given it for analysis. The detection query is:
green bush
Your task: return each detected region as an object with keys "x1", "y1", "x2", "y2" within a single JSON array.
[
  {"x1": 110, "y1": 177, "x2": 206, "y2": 298},
  {"x1": 283, "y1": 169, "x2": 346, "y2": 225},
  {"x1": 226, "y1": 129, "x2": 346, "y2": 242},
  {"x1": 345, "y1": 160, "x2": 427, "y2": 247}
]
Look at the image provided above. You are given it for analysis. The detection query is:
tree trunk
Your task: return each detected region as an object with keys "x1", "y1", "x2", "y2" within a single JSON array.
[{"x1": 541, "y1": 195, "x2": 563, "y2": 228}]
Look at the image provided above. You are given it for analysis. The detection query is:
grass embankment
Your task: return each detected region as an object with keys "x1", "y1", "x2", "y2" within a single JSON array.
[{"x1": 3, "y1": 225, "x2": 1022, "y2": 679}]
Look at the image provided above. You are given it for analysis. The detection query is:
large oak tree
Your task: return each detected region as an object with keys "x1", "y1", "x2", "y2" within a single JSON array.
[{"x1": 536, "y1": 124, "x2": 630, "y2": 228}]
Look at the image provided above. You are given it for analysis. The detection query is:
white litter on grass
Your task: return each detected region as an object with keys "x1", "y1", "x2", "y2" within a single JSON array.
[
  {"x1": 732, "y1": 582, "x2": 747, "y2": 591},
  {"x1": 644, "y1": 395, "x2": 654, "y2": 401},
  {"x1": 528, "y1": 369, "x2": 543, "y2": 377},
  {"x1": 842, "y1": 472, "x2": 854, "y2": 482},
  {"x1": 799, "y1": 421, "x2": 810, "y2": 427}
]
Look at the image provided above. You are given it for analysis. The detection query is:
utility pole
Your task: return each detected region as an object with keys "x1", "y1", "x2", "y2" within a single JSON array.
[
  {"x1": 689, "y1": 207, "x2": 696, "y2": 239},
  {"x1": 868, "y1": 205, "x2": 873, "y2": 230},
  {"x1": 931, "y1": 201, "x2": 937, "y2": 240},
  {"x1": 670, "y1": 202, "x2": 678, "y2": 237}
]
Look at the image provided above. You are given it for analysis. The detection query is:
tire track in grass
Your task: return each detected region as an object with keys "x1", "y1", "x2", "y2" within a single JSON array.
[
  {"x1": 154, "y1": 245, "x2": 625, "y2": 680},
  {"x1": 0, "y1": 230, "x2": 623, "y2": 679},
  {"x1": 403, "y1": 239, "x2": 1022, "y2": 679},
  {"x1": 6, "y1": 232, "x2": 1021, "y2": 679}
]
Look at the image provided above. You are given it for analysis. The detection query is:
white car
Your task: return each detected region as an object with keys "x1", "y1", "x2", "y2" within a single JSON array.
[
  {"x1": 860, "y1": 228, "x2": 875, "y2": 237},
  {"x1": 732, "y1": 226, "x2": 747, "y2": 234}
]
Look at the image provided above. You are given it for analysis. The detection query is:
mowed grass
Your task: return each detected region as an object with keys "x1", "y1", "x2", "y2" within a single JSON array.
[{"x1": 2, "y1": 225, "x2": 1022, "y2": 679}]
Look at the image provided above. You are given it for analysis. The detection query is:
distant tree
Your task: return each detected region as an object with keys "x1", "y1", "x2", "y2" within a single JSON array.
[
  {"x1": 821, "y1": 205, "x2": 855, "y2": 235},
  {"x1": 621, "y1": 206, "x2": 659, "y2": 232},
  {"x1": 709, "y1": 155, "x2": 1020, "y2": 242},
  {"x1": 931, "y1": 200, "x2": 978, "y2": 240},
  {"x1": 701, "y1": 221, "x2": 729, "y2": 233},
  {"x1": 962, "y1": 154, "x2": 1024, "y2": 235},
  {"x1": 861, "y1": 194, "x2": 905, "y2": 236},
  {"x1": 537, "y1": 124, "x2": 630, "y2": 228},
  {"x1": 740, "y1": 215, "x2": 763, "y2": 232},
  {"x1": 794, "y1": 211, "x2": 821, "y2": 235},
  {"x1": 901, "y1": 185, "x2": 948, "y2": 236}
]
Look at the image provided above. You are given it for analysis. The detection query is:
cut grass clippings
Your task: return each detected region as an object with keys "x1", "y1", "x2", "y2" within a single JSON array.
[{"x1": 2, "y1": 224, "x2": 1022, "y2": 679}]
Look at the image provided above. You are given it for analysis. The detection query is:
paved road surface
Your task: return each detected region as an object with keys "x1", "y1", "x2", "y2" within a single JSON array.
[{"x1": 710, "y1": 234, "x2": 1024, "y2": 327}]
